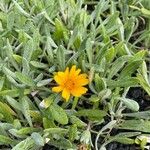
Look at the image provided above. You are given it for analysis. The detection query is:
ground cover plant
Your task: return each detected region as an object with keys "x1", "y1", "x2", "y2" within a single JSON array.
[{"x1": 0, "y1": 0, "x2": 150, "y2": 149}]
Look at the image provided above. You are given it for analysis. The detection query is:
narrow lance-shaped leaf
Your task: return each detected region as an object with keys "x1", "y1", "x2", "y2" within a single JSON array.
[
  {"x1": 21, "y1": 96, "x2": 33, "y2": 127},
  {"x1": 56, "y1": 45, "x2": 66, "y2": 71},
  {"x1": 50, "y1": 103, "x2": 68, "y2": 125},
  {"x1": 0, "y1": 102, "x2": 15, "y2": 123},
  {"x1": 16, "y1": 72, "x2": 35, "y2": 87},
  {"x1": 108, "y1": 55, "x2": 131, "y2": 79},
  {"x1": 6, "y1": 39, "x2": 19, "y2": 71},
  {"x1": 117, "y1": 120, "x2": 150, "y2": 133},
  {"x1": 31, "y1": 132, "x2": 44, "y2": 146},
  {"x1": 119, "y1": 60, "x2": 143, "y2": 79},
  {"x1": 137, "y1": 74, "x2": 150, "y2": 96},
  {"x1": 119, "y1": 97, "x2": 139, "y2": 112},
  {"x1": 0, "y1": 135, "x2": 17, "y2": 145},
  {"x1": 12, "y1": 0, "x2": 30, "y2": 17},
  {"x1": 12, "y1": 137, "x2": 35, "y2": 150},
  {"x1": 30, "y1": 61, "x2": 48, "y2": 69}
]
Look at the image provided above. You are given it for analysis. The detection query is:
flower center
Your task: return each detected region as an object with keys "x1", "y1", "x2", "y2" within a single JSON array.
[{"x1": 65, "y1": 79, "x2": 75, "y2": 91}]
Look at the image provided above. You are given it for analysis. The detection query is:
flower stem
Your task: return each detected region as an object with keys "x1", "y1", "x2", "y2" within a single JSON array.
[{"x1": 71, "y1": 97, "x2": 79, "y2": 110}]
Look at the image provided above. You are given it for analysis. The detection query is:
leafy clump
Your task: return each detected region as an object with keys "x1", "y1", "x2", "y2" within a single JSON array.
[{"x1": 0, "y1": 0, "x2": 150, "y2": 149}]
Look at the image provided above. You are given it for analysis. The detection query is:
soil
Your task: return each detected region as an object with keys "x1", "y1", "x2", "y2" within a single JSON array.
[
  {"x1": 106, "y1": 142, "x2": 137, "y2": 150},
  {"x1": 127, "y1": 87, "x2": 150, "y2": 111},
  {"x1": 43, "y1": 144, "x2": 59, "y2": 150}
]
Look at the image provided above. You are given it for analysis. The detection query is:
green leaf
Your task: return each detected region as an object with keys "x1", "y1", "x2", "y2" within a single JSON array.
[
  {"x1": 6, "y1": 75, "x2": 24, "y2": 87},
  {"x1": 69, "y1": 115, "x2": 87, "y2": 127},
  {"x1": 98, "y1": 89, "x2": 112, "y2": 101},
  {"x1": 85, "y1": 63, "x2": 104, "y2": 72},
  {"x1": 13, "y1": 119, "x2": 22, "y2": 129},
  {"x1": 29, "y1": 110, "x2": 42, "y2": 122},
  {"x1": 137, "y1": 74, "x2": 150, "y2": 96},
  {"x1": 0, "y1": 135, "x2": 17, "y2": 145},
  {"x1": 16, "y1": 72, "x2": 35, "y2": 86},
  {"x1": 108, "y1": 55, "x2": 131, "y2": 79},
  {"x1": 140, "y1": 61, "x2": 149, "y2": 84},
  {"x1": 125, "y1": 17, "x2": 135, "y2": 42},
  {"x1": 76, "y1": 109, "x2": 107, "y2": 120},
  {"x1": 105, "y1": 46, "x2": 116, "y2": 62},
  {"x1": 46, "y1": 36, "x2": 56, "y2": 63},
  {"x1": 69, "y1": 124, "x2": 77, "y2": 141},
  {"x1": 129, "y1": 50, "x2": 147, "y2": 62},
  {"x1": 0, "y1": 89, "x2": 31, "y2": 97},
  {"x1": 44, "y1": 128, "x2": 68, "y2": 134},
  {"x1": 89, "y1": 95, "x2": 100, "y2": 103},
  {"x1": 34, "y1": 73, "x2": 43, "y2": 83},
  {"x1": 56, "y1": 45, "x2": 66, "y2": 70},
  {"x1": 12, "y1": 0, "x2": 30, "y2": 17},
  {"x1": 0, "y1": 77, "x2": 5, "y2": 91},
  {"x1": 94, "y1": 74, "x2": 106, "y2": 91},
  {"x1": 118, "y1": 120, "x2": 150, "y2": 133},
  {"x1": 39, "y1": 95, "x2": 54, "y2": 109},
  {"x1": 117, "y1": 18, "x2": 124, "y2": 41},
  {"x1": 119, "y1": 97, "x2": 139, "y2": 112},
  {"x1": 12, "y1": 137, "x2": 35, "y2": 150},
  {"x1": 0, "y1": 102, "x2": 15, "y2": 123},
  {"x1": 7, "y1": 11, "x2": 15, "y2": 30},
  {"x1": 50, "y1": 103, "x2": 68, "y2": 125},
  {"x1": 0, "y1": 122, "x2": 14, "y2": 130},
  {"x1": 31, "y1": 132, "x2": 44, "y2": 146},
  {"x1": 124, "y1": 111, "x2": 150, "y2": 119},
  {"x1": 107, "y1": 77, "x2": 139, "y2": 88},
  {"x1": 23, "y1": 40, "x2": 34, "y2": 62},
  {"x1": 115, "y1": 132, "x2": 141, "y2": 138},
  {"x1": 30, "y1": 61, "x2": 48, "y2": 69},
  {"x1": 6, "y1": 39, "x2": 19, "y2": 71},
  {"x1": 21, "y1": 96, "x2": 33, "y2": 127},
  {"x1": 49, "y1": 138, "x2": 72, "y2": 149},
  {"x1": 17, "y1": 127, "x2": 40, "y2": 135},
  {"x1": 13, "y1": 54, "x2": 22, "y2": 64},
  {"x1": 113, "y1": 137, "x2": 135, "y2": 144},
  {"x1": 53, "y1": 18, "x2": 68, "y2": 41},
  {"x1": 22, "y1": 58, "x2": 30, "y2": 75},
  {"x1": 43, "y1": 117, "x2": 56, "y2": 129},
  {"x1": 86, "y1": 38, "x2": 93, "y2": 64},
  {"x1": 9, "y1": 129, "x2": 26, "y2": 139},
  {"x1": 96, "y1": 42, "x2": 110, "y2": 63},
  {"x1": 141, "y1": 8, "x2": 150, "y2": 16},
  {"x1": 104, "y1": 12, "x2": 119, "y2": 30},
  {"x1": 37, "y1": 79, "x2": 52, "y2": 87},
  {"x1": 120, "y1": 60, "x2": 143, "y2": 79},
  {"x1": 3, "y1": 67, "x2": 16, "y2": 79}
]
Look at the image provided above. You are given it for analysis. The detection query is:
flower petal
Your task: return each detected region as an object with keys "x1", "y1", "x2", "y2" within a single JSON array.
[
  {"x1": 75, "y1": 74, "x2": 89, "y2": 86},
  {"x1": 62, "y1": 88, "x2": 70, "y2": 101},
  {"x1": 65, "y1": 67, "x2": 69, "y2": 75},
  {"x1": 69, "y1": 65, "x2": 76, "y2": 77},
  {"x1": 77, "y1": 73, "x2": 88, "y2": 79},
  {"x1": 52, "y1": 86, "x2": 63, "y2": 93},
  {"x1": 70, "y1": 65, "x2": 81, "y2": 78},
  {"x1": 57, "y1": 72, "x2": 65, "y2": 77},
  {"x1": 75, "y1": 69, "x2": 81, "y2": 76},
  {"x1": 71, "y1": 87, "x2": 88, "y2": 97},
  {"x1": 76, "y1": 78, "x2": 89, "y2": 86},
  {"x1": 54, "y1": 75, "x2": 63, "y2": 84}
]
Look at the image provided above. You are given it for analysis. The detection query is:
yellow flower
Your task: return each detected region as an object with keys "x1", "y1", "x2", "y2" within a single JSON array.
[{"x1": 52, "y1": 65, "x2": 89, "y2": 101}]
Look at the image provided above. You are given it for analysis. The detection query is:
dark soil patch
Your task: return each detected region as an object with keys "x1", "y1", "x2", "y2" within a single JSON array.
[
  {"x1": 43, "y1": 144, "x2": 59, "y2": 150},
  {"x1": 106, "y1": 142, "x2": 137, "y2": 150},
  {"x1": 127, "y1": 87, "x2": 150, "y2": 111}
]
